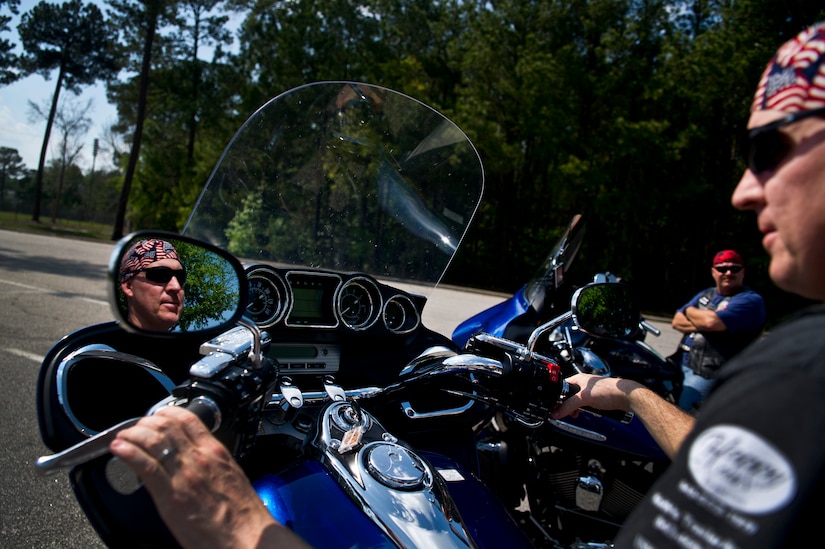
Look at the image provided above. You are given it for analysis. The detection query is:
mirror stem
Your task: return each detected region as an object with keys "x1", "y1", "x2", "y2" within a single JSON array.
[
  {"x1": 239, "y1": 316, "x2": 263, "y2": 368},
  {"x1": 527, "y1": 311, "x2": 572, "y2": 352}
]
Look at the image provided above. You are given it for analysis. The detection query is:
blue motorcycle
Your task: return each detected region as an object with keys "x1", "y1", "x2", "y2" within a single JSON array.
[
  {"x1": 34, "y1": 83, "x2": 669, "y2": 548},
  {"x1": 453, "y1": 215, "x2": 683, "y2": 545},
  {"x1": 454, "y1": 213, "x2": 681, "y2": 402}
]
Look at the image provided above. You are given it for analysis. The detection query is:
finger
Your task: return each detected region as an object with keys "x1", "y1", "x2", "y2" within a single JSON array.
[{"x1": 153, "y1": 405, "x2": 217, "y2": 448}]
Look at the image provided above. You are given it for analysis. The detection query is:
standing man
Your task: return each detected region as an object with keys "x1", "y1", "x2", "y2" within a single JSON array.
[
  {"x1": 671, "y1": 249, "x2": 766, "y2": 411},
  {"x1": 554, "y1": 20, "x2": 825, "y2": 547}
]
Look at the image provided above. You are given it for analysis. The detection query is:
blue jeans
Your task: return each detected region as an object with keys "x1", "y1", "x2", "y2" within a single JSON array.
[{"x1": 678, "y1": 364, "x2": 714, "y2": 412}]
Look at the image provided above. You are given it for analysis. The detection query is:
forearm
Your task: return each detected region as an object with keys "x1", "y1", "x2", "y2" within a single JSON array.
[
  {"x1": 553, "y1": 374, "x2": 695, "y2": 461},
  {"x1": 671, "y1": 311, "x2": 696, "y2": 333},
  {"x1": 621, "y1": 380, "x2": 695, "y2": 460},
  {"x1": 684, "y1": 306, "x2": 727, "y2": 331}
]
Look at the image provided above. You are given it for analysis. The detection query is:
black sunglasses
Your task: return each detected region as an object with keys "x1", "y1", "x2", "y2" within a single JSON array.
[
  {"x1": 139, "y1": 266, "x2": 187, "y2": 285},
  {"x1": 747, "y1": 106, "x2": 825, "y2": 174},
  {"x1": 714, "y1": 265, "x2": 743, "y2": 274}
]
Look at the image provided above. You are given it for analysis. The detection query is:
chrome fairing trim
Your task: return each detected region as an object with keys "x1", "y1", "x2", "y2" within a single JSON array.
[{"x1": 56, "y1": 345, "x2": 176, "y2": 437}]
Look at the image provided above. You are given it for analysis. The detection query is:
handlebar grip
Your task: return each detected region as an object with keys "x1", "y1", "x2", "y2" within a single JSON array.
[
  {"x1": 562, "y1": 383, "x2": 634, "y2": 424},
  {"x1": 184, "y1": 396, "x2": 222, "y2": 432}
]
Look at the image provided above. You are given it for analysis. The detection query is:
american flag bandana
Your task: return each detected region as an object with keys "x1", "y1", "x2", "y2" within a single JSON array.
[
  {"x1": 120, "y1": 239, "x2": 180, "y2": 281},
  {"x1": 752, "y1": 22, "x2": 825, "y2": 112}
]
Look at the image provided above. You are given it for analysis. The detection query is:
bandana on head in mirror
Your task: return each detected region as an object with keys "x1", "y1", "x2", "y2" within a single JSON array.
[
  {"x1": 120, "y1": 239, "x2": 180, "y2": 281},
  {"x1": 752, "y1": 22, "x2": 825, "y2": 112}
]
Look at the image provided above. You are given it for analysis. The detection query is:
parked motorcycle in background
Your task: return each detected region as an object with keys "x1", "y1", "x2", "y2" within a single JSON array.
[
  {"x1": 35, "y1": 82, "x2": 669, "y2": 548},
  {"x1": 453, "y1": 214, "x2": 683, "y2": 545},
  {"x1": 454, "y1": 213, "x2": 681, "y2": 402}
]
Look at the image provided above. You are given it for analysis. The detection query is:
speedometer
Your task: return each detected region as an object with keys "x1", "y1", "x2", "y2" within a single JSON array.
[
  {"x1": 337, "y1": 278, "x2": 381, "y2": 330},
  {"x1": 245, "y1": 267, "x2": 289, "y2": 327}
]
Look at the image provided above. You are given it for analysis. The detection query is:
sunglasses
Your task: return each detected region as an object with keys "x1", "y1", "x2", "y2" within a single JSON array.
[
  {"x1": 747, "y1": 106, "x2": 825, "y2": 174},
  {"x1": 139, "y1": 266, "x2": 187, "y2": 285},
  {"x1": 714, "y1": 265, "x2": 742, "y2": 274}
]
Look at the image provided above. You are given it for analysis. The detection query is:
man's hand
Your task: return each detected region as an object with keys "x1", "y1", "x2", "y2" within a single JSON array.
[
  {"x1": 109, "y1": 406, "x2": 311, "y2": 549},
  {"x1": 552, "y1": 373, "x2": 695, "y2": 460}
]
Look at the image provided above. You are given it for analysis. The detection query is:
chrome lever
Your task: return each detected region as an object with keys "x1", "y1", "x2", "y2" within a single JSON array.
[{"x1": 35, "y1": 417, "x2": 140, "y2": 475}]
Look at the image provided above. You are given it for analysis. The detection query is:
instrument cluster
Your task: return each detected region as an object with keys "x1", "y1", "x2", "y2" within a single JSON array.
[{"x1": 244, "y1": 264, "x2": 422, "y2": 335}]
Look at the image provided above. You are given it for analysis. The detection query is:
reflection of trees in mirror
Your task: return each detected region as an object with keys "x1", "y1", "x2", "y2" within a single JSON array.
[
  {"x1": 177, "y1": 241, "x2": 240, "y2": 331},
  {"x1": 575, "y1": 284, "x2": 638, "y2": 338},
  {"x1": 118, "y1": 238, "x2": 240, "y2": 332}
]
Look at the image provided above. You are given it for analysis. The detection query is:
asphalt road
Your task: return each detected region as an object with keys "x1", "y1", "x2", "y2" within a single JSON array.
[{"x1": 0, "y1": 229, "x2": 681, "y2": 547}]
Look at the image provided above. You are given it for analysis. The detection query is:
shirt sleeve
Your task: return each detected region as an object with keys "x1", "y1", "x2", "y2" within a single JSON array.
[
  {"x1": 677, "y1": 290, "x2": 706, "y2": 314},
  {"x1": 714, "y1": 291, "x2": 766, "y2": 333}
]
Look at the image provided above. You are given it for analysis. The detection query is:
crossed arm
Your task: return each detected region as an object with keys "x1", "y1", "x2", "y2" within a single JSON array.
[{"x1": 672, "y1": 307, "x2": 728, "y2": 333}]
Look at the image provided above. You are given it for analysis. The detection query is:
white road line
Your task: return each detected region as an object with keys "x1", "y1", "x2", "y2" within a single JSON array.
[
  {"x1": 7, "y1": 347, "x2": 43, "y2": 363},
  {"x1": 0, "y1": 278, "x2": 107, "y2": 306},
  {"x1": 0, "y1": 278, "x2": 43, "y2": 291}
]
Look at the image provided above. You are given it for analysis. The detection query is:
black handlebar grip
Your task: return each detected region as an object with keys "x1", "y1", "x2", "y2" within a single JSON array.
[
  {"x1": 184, "y1": 396, "x2": 222, "y2": 432},
  {"x1": 562, "y1": 382, "x2": 634, "y2": 424}
]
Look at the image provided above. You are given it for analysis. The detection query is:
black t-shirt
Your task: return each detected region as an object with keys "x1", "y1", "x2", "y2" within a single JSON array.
[{"x1": 615, "y1": 304, "x2": 825, "y2": 548}]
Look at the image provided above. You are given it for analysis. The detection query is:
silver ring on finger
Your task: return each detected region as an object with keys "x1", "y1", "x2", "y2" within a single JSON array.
[{"x1": 157, "y1": 446, "x2": 175, "y2": 463}]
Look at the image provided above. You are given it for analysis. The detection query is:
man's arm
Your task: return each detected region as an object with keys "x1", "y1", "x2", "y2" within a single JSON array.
[
  {"x1": 684, "y1": 306, "x2": 728, "y2": 331},
  {"x1": 671, "y1": 310, "x2": 697, "y2": 333},
  {"x1": 552, "y1": 373, "x2": 695, "y2": 460}
]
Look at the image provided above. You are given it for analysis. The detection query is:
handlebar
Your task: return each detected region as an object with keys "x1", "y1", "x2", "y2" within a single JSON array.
[{"x1": 37, "y1": 318, "x2": 636, "y2": 475}]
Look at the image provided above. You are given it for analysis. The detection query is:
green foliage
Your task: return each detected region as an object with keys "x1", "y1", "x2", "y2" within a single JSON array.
[
  {"x1": 14, "y1": 0, "x2": 824, "y2": 323},
  {"x1": 18, "y1": 0, "x2": 119, "y2": 92},
  {"x1": 0, "y1": 0, "x2": 20, "y2": 84}
]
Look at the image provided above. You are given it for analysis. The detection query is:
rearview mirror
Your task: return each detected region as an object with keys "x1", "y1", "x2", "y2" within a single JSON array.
[
  {"x1": 571, "y1": 282, "x2": 639, "y2": 339},
  {"x1": 109, "y1": 231, "x2": 248, "y2": 335}
]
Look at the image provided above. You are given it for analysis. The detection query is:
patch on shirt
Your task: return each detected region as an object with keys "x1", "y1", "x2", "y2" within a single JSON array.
[{"x1": 688, "y1": 424, "x2": 796, "y2": 515}]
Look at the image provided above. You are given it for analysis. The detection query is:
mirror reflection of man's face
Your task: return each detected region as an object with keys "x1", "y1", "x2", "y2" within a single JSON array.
[{"x1": 121, "y1": 257, "x2": 185, "y2": 331}]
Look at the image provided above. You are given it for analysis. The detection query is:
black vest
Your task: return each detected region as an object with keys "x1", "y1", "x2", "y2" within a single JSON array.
[{"x1": 685, "y1": 288, "x2": 761, "y2": 378}]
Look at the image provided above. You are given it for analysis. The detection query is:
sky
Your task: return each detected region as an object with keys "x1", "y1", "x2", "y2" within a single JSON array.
[
  {"x1": 1, "y1": 0, "x2": 118, "y2": 172},
  {"x1": 0, "y1": 0, "x2": 241, "y2": 173}
]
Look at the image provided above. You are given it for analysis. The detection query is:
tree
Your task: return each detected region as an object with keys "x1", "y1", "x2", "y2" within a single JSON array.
[
  {"x1": 18, "y1": 0, "x2": 120, "y2": 223},
  {"x1": 108, "y1": 0, "x2": 179, "y2": 240},
  {"x1": 29, "y1": 97, "x2": 92, "y2": 222},
  {"x1": 106, "y1": 0, "x2": 238, "y2": 232},
  {"x1": 0, "y1": 146, "x2": 24, "y2": 208},
  {"x1": 0, "y1": 0, "x2": 20, "y2": 85}
]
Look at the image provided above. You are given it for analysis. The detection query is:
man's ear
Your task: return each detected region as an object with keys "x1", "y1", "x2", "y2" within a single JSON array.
[{"x1": 121, "y1": 280, "x2": 134, "y2": 298}]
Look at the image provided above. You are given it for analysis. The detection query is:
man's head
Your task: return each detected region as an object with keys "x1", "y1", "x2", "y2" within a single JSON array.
[
  {"x1": 120, "y1": 239, "x2": 185, "y2": 331},
  {"x1": 711, "y1": 249, "x2": 745, "y2": 295},
  {"x1": 732, "y1": 21, "x2": 825, "y2": 301}
]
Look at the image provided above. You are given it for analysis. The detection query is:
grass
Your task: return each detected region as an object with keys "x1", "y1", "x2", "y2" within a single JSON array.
[{"x1": 0, "y1": 211, "x2": 113, "y2": 242}]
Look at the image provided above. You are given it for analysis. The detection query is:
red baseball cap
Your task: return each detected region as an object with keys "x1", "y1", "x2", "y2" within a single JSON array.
[{"x1": 713, "y1": 250, "x2": 743, "y2": 266}]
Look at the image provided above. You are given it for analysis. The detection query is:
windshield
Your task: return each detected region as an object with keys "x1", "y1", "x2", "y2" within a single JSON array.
[{"x1": 183, "y1": 82, "x2": 484, "y2": 296}]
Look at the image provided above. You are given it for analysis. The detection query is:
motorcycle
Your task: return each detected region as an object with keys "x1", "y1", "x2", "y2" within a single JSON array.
[
  {"x1": 452, "y1": 214, "x2": 683, "y2": 545},
  {"x1": 35, "y1": 82, "x2": 655, "y2": 548},
  {"x1": 453, "y1": 213, "x2": 681, "y2": 402}
]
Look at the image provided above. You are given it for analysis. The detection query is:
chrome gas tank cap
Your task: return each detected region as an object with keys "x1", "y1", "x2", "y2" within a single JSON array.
[{"x1": 364, "y1": 442, "x2": 429, "y2": 490}]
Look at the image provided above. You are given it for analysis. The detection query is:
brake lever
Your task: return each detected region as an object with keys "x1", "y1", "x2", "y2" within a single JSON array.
[{"x1": 35, "y1": 417, "x2": 141, "y2": 475}]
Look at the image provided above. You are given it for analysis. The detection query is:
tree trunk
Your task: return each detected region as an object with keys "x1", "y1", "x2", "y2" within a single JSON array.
[
  {"x1": 31, "y1": 66, "x2": 65, "y2": 223},
  {"x1": 112, "y1": 15, "x2": 157, "y2": 240}
]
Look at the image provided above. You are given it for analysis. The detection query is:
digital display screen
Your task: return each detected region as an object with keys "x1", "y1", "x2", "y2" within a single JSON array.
[
  {"x1": 285, "y1": 273, "x2": 337, "y2": 326},
  {"x1": 270, "y1": 345, "x2": 319, "y2": 359},
  {"x1": 291, "y1": 287, "x2": 324, "y2": 320}
]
